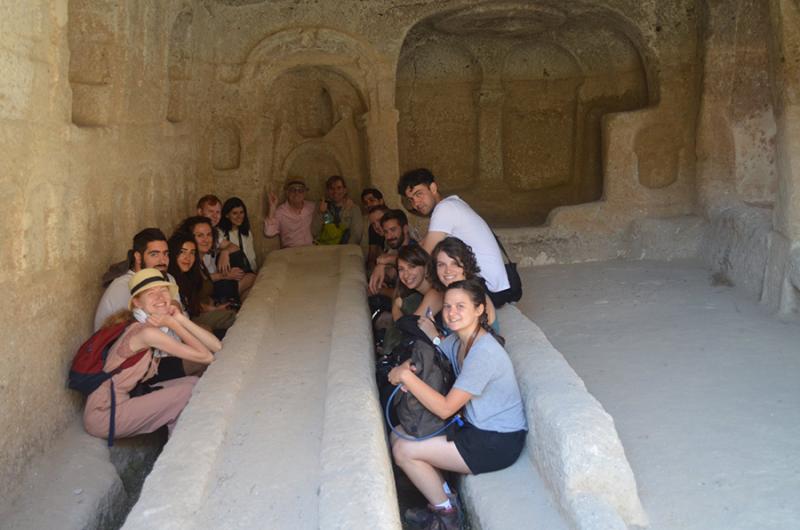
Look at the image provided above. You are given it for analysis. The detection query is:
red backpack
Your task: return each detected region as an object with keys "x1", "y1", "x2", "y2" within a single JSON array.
[
  {"x1": 69, "y1": 321, "x2": 151, "y2": 446},
  {"x1": 68, "y1": 321, "x2": 147, "y2": 395}
]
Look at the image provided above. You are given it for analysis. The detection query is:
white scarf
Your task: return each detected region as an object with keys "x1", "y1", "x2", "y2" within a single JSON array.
[{"x1": 132, "y1": 308, "x2": 180, "y2": 358}]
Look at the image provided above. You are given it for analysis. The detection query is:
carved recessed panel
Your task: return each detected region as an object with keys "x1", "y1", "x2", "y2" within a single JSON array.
[
  {"x1": 212, "y1": 123, "x2": 241, "y2": 170},
  {"x1": 635, "y1": 124, "x2": 680, "y2": 189},
  {"x1": 68, "y1": 0, "x2": 118, "y2": 126}
]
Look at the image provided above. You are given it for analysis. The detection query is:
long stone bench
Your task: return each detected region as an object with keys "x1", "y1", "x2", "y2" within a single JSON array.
[
  {"x1": 122, "y1": 245, "x2": 399, "y2": 529},
  {"x1": 461, "y1": 305, "x2": 649, "y2": 530},
  {"x1": 4, "y1": 246, "x2": 650, "y2": 530}
]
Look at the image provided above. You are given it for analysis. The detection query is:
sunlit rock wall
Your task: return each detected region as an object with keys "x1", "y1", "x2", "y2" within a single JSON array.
[
  {"x1": 190, "y1": 0, "x2": 702, "y2": 248},
  {"x1": 0, "y1": 0, "x2": 199, "y2": 508},
  {"x1": 3, "y1": 0, "x2": 800, "y2": 511}
]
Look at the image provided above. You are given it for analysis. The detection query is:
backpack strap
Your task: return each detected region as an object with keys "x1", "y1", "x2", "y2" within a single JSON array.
[
  {"x1": 106, "y1": 348, "x2": 151, "y2": 447},
  {"x1": 492, "y1": 231, "x2": 513, "y2": 265}
]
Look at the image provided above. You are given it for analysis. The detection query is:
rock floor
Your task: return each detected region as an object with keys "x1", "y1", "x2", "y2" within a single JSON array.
[{"x1": 517, "y1": 259, "x2": 800, "y2": 530}]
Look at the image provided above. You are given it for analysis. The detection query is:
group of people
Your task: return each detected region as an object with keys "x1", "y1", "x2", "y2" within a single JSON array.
[
  {"x1": 86, "y1": 194, "x2": 260, "y2": 441},
  {"x1": 82, "y1": 168, "x2": 525, "y2": 530},
  {"x1": 366, "y1": 169, "x2": 527, "y2": 530}
]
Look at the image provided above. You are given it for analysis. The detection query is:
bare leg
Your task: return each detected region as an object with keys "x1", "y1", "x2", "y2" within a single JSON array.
[{"x1": 392, "y1": 434, "x2": 471, "y2": 505}]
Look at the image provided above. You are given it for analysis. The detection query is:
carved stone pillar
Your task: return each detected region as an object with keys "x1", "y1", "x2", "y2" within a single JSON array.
[
  {"x1": 768, "y1": 0, "x2": 800, "y2": 241},
  {"x1": 363, "y1": 107, "x2": 401, "y2": 205},
  {"x1": 477, "y1": 86, "x2": 505, "y2": 187}
]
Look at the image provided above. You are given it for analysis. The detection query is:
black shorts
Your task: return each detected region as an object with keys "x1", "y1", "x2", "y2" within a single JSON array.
[{"x1": 446, "y1": 421, "x2": 527, "y2": 475}]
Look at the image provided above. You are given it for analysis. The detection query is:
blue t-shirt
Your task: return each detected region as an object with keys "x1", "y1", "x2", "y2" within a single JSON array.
[{"x1": 441, "y1": 333, "x2": 527, "y2": 433}]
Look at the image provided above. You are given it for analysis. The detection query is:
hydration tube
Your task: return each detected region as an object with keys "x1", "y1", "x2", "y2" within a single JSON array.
[{"x1": 385, "y1": 384, "x2": 464, "y2": 441}]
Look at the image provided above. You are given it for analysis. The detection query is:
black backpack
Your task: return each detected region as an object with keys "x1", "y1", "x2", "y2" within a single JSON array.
[{"x1": 381, "y1": 315, "x2": 456, "y2": 439}]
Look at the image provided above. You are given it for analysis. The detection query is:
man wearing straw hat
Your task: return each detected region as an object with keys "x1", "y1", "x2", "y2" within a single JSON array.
[{"x1": 264, "y1": 177, "x2": 315, "y2": 248}]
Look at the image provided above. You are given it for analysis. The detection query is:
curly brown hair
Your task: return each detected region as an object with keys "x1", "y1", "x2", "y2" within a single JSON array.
[{"x1": 428, "y1": 237, "x2": 481, "y2": 291}]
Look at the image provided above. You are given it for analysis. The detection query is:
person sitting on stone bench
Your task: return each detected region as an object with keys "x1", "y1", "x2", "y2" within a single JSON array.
[
  {"x1": 378, "y1": 245, "x2": 438, "y2": 356},
  {"x1": 94, "y1": 228, "x2": 181, "y2": 332},
  {"x1": 311, "y1": 175, "x2": 363, "y2": 245},
  {"x1": 167, "y1": 231, "x2": 236, "y2": 340},
  {"x1": 424, "y1": 237, "x2": 498, "y2": 336},
  {"x1": 178, "y1": 216, "x2": 242, "y2": 307},
  {"x1": 368, "y1": 208, "x2": 417, "y2": 296},
  {"x1": 196, "y1": 195, "x2": 245, "y2": 295},
  {"x1": 398, "y1": 168, "x2": 515, "y2": 309},
  {"x1": 365, "y1": 204, "x2": 389, "y2": 272},
  {"x1": 264, "y1": 177, "x2": 315, "y2": 248},
  {"x1": 361, "y1": 188, "x2": 386, "y2": 267},
  {"x1": 387, "y1": 278, "x2": 527, "y2": 530},
  {"x1": 84, "y1": 269, "x2": 221, "y2": 442},
  {"x1": 219, "y1": 196, "x2": 257, "y2": 301}
]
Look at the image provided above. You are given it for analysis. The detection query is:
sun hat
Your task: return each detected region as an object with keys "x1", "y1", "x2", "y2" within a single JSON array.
[
  {"x1": 284, "y1": 177, "x2": 308, "y2": 191},
  {"x1": 128, "y1": 268, "x2": 178, "y2": 309}
]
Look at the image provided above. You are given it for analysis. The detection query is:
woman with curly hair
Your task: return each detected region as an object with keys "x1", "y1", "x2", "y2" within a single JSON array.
[{"x1": 417, "y1": 237, "x2": 497, "y2": 341}]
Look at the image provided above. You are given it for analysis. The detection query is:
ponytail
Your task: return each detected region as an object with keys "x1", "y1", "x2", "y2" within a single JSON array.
[{"x1": 479, "y1": 311, "x2": 505, "y2": 347}]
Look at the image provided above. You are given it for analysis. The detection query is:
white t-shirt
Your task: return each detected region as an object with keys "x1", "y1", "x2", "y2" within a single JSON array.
[
  {"x1": 428, "y1": 195, "x2": 509, "y2": 292},
  {"x1": 93, "y1": 270, "x2": 181, "y2": 331}
]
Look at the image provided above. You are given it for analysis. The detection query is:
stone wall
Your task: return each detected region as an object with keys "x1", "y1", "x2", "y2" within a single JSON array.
[
  {"x1": 695, "y1": 0, "x2": 800, "y2": 315},
  {"x1": 189, "y1": 0, "x2": 703, "y2": 238},
  {"x1": 0, "y1": 0, "x2": 200, "y2": 508},
  {"x1": 3, "y1": 0, "x2": 800, "y2": 512}
]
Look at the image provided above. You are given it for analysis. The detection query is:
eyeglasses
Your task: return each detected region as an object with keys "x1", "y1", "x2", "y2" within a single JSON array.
[{"x1": 288, "y1": 187, "x2": 306, "y2": 193}]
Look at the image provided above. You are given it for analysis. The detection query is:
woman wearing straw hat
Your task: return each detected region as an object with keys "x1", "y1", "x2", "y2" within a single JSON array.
[{"x1": 83, "y1": 269, "x2": 222, "y2": 441}]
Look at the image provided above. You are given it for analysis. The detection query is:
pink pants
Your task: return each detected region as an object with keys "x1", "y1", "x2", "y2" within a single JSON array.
[{"x1": 85, "y1": 376, "x2": 198, "y2": 439}]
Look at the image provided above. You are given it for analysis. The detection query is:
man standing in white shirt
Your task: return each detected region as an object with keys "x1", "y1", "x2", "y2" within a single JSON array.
[{"x1": 397, "y1": 168, "x2": 514, "y2": 306}]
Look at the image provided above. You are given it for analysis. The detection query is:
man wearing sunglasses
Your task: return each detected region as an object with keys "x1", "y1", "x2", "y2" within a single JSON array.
[{"x1": 264, "y1": 177, "x2": 315, "y2": 248}]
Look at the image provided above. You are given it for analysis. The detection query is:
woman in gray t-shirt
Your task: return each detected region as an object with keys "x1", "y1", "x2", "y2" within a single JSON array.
[{"x1": 388, "y1": 278, "x2": 527, "y2": 529}]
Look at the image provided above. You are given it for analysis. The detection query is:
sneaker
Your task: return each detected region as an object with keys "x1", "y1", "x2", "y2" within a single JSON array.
[
  {"x1": 403, "y1": 504, "x2": 461, "y2": 530},
  {"x1": 424, "y1": 506, "x2": 460, "y2": 530},
  {"x1": 404, "y1": 505, "x2": 434, "y2": 528}
]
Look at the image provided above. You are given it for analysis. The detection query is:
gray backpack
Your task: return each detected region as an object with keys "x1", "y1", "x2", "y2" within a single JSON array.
[{"x1": 392, "y1": 328, "x2": 456, "y2": 438}]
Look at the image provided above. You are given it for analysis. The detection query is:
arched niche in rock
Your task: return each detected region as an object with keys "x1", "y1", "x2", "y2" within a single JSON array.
[
  {"x1": 167, "y1": 7, "x2": 193, "y2": 123},
  {"x1": 263, "y1": 66, "x2": 368, "y2": 200},
  {"x1": 234, "y1": 29, "x2": 387, "y2": 196},
  {"x1": 67, "y1": 0, "x2": 122, "y2": 126},
  {"x1": 396, "y1": 38, "x2": 482, "y2": 192},
  {"x1": 396, "y1": 2, "x2": 653, "y2": 226}
]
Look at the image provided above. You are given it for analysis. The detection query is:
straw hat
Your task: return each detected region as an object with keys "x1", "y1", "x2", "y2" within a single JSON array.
[
  {"x1": 128, "y1": 268, "x2": 178, "y2": 309},
  {"x1": 284, "y1": 177, "x2": 308, "y2": 191}
]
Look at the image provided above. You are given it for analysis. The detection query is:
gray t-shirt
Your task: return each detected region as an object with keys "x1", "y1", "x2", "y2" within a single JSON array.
[{"x1": 442, "y1": 333, "x2": 527, "y2": 433}]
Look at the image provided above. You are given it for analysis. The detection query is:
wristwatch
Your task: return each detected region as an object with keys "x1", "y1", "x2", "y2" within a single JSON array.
[{"x1": 432, "y1": 335, "x2": 441, "y2": 346}]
